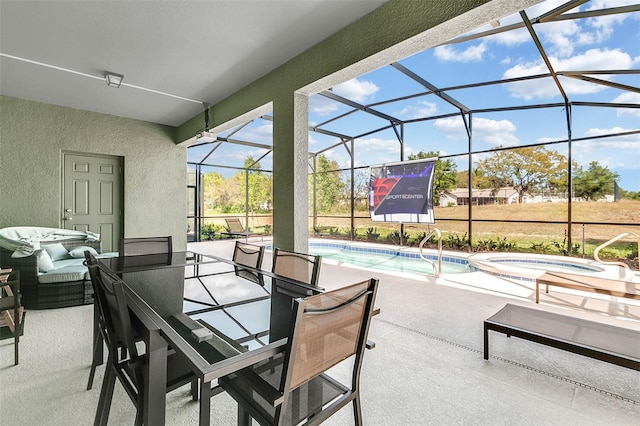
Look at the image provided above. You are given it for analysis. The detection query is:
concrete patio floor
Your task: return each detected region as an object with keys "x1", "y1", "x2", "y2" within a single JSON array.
[
  {"x1": 189, "y1": 239, "x2": 640, "y2": 425},
  {"x1": 1, "y1": 238, "x2": 638, "y2": 425}
]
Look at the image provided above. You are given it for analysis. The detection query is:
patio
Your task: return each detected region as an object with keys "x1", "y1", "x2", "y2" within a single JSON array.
[{"x1": 1, "y1": 239, "x2": 638, "y2": 425}]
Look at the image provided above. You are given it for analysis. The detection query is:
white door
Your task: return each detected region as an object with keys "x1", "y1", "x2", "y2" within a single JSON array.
[{"x1": 62, "y1": 153, "x2": 123, "y2": 252}]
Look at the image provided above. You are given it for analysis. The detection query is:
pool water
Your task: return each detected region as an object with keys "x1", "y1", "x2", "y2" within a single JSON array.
[{"x1": 307, "y1": 243, "x2": 470, "y2": 275}]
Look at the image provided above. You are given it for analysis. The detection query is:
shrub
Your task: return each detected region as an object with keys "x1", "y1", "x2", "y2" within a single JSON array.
[
  {"x1": 366, "y1": 227, "x2": 380, "y2": 241},
  {"x1": 200, "y1": 223, "x2": 219, "y2": 240},
  {"x1": 442, "y1": 233, "x2": 470, "y2": 250},
  {"x1": 386, "y1": 230, "x2": 409, "y2": 245}
]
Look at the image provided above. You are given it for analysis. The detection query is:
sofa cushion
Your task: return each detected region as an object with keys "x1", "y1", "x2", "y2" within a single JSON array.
[
  {"x1": 37, "y1": 250, "x2": 55, "y2": 273},
  {"x1": 38, "y1": 265, "x2": 88, "y2": 283},
  {"x1": 68, "y1": 245, "x2": 98, "y2": 258},
  {"x1": 43, "y1": 242, "x2": 70, "y2": 261}
]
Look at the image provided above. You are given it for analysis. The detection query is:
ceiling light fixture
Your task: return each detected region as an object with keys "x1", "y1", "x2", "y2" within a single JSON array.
[
  {"x1": 105, "y1": 72, "x2": 124, "y2": 88},
  {"x1": 196, "y1": 131, "x2": 217, "y2": 143}
]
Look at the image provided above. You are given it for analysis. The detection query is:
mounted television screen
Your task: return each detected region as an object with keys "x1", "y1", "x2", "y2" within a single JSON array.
[{"x1": 369, "y1": 158, "x2": 437, "y2": 223}]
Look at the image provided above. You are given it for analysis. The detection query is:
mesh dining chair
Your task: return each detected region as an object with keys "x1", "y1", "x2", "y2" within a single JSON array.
[
  {"x1": 232, "y1": 241, "x2": 266, "y2": 287},
  {"x1": 119, "y1": 236, "x2": 172, "y2": 256},
  {"x1": 85, "y1": 253, "x2": 197, "y2": 425},
  {"x1": 271, "y1": 248, "x2": 322, "y2": 287},
  {"x1": 219, "y1": 278, "x2": 379, "y2": 426}
]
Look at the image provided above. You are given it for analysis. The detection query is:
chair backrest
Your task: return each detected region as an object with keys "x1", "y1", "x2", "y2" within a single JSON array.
[
  {"x1": 271, "y1": 248, "x2": 322, "y2": 287},
  {"x1": 232, "y1": 241, "x2": 265, "y2": 285},
  {"x1": 85, "y1": 252, "x2": 144, "y2": 390},
  {"x1": 225, "y1": 218, "x2": 245, "y2": 233},
  {"x1": 119, "y1": 236, "x2": 172, "y2": 256},
  {"x1": 281, "y1": 278, "x2": 379, "y2": 392}
]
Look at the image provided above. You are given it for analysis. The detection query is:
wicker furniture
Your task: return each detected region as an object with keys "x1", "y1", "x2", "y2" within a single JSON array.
[{"x1": 0, "y1": 227, "x2": 102, "y2": 309}]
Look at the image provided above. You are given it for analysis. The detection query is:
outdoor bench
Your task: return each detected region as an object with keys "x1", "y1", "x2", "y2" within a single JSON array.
[{"x1": 484, "y1": 303, "x2": 640, "y2": 371}]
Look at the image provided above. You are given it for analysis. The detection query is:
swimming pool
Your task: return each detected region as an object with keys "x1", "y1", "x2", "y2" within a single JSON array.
[
  {"x1": 467, "y1": 252, "x2": 607, "y2": 282},
  {"x1": 265, "y1": 240, "x2": 618, "y2": 281},
  {"x1": 304, "y1": 241, "x2": 470, "y2": 276}
]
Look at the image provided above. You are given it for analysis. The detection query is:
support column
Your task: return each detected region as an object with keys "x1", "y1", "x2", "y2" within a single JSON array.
[{"x1": 272, "y1": 92, "x2": 309, "y2": 252}]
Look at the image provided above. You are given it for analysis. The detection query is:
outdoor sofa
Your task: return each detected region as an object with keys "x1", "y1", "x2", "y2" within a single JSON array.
[{"x1": 0, "y1": 226, "x2": 103, "y2": 309}]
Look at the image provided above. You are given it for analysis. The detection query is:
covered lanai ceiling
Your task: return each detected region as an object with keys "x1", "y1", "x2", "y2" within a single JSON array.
[
  {"x1": 188, "y1": 0, "x2": 639, "y2": 191},
  {"x1": 0, "y1": 0, "x2": 387, "y2": 126}
]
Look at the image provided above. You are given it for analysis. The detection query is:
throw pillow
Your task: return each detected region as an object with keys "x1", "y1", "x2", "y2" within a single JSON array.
[
  {"x1": 43, "y1": 242, "x2": 70, "y2": 261},
  {"x1": 68, "y1": 246, "x2": 99, "y2": 258},
  {"x1": 37, "y1": 249, "x2": 55, "y2": 273}
]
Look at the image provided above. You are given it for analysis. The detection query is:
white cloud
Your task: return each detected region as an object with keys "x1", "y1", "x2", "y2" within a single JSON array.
[
  {"x1": 434, "y1": 42, "x2": 487, "y2": 62},
  {"x1": 583, "y1": 0, "x2": 636, "y2": 42},
  {"x1": 309, "y1": 96, "x2": 338, "y2": 116},
  {"x1": 536, "y1": 136, "x2": 565, "y2": 143},
  {"x1": 503, "y1": 48, "x2": 635, "y2": 100},
  {"x1": 613, "y1": 92, "x2": 640, "y2": 118},
  {"x1": 332, "y1": 78, "x2": 379, "y2": 102},
  {"x1": 433, "y1": 116, "x2": 519, "y2": 146},
  {"x1": 396, "y1": 101, "x2": 438, "y2": 119},
  {"x1": 582, "y1": 127, "x2": 640, "y2": 150},
  {"x1": 489, "y1": 27, "x2": 531, "y2": 47},
  {"x1": 233, "y1": 123, "x2": 273, "y2": 144},
  {"x1": 353, "y1": 137, "x2": 401, "y2": 163},
  {"x1": 536, "y1": 20, "x2": 581, "y2": 57}
]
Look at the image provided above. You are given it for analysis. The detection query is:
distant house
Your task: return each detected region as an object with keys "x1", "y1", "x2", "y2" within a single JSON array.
[{"x1": 440, "y1": 187, "x2": 530, "y2": 206}]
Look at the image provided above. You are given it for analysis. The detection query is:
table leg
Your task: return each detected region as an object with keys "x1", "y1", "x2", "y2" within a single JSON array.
[
  {"x1": 483, "y1": 323, "x2": 489, "y2": 360},
  {"x1": 535, "y1": 282, "x2": 540, "y2": 303}
]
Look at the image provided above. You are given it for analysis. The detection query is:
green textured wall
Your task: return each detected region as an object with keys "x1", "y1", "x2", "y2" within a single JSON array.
[{"x1": 0, "y1": 96, "x2": 187, "y2": 249}]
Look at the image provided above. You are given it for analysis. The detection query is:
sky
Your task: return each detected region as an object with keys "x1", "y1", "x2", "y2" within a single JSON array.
[{"x1": 189, "y1": 0, "x2": 640, "y2": 192}]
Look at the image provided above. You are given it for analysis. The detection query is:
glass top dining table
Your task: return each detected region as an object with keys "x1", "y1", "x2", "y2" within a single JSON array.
[{"x1": 94, "y1": 250, "x2": 323, "y2": 426}]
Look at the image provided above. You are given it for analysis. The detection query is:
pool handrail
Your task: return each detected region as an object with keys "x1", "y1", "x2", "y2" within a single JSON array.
[
  {"x1": 419, "y1": 228, "x2": 442, "y2": 278},
  {"x1": 593, "y1": 232, "x2": 639, "y2": 271}
]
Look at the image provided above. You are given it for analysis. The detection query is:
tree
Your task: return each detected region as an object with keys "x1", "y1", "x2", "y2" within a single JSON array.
[
  {"x1": 456, "y1": 169, "x2": 493, "y2": 189},
  {"x1": 474, "y1": 146, "x2": 568, "y2": 203},
  {"x1": 572, "y1": 161, "x2": 619, "y2": 201},
  {"x1": 407, "y1": 151, "x2": 457, "y2": 205},
  {"x1": 619, "y1": 188, "x2": 640, "y2": 200},
  {"x1": 203, "y1": 170, "x2": 238, "y2": 214},
  {"x1": 310, "y1": 154, "x2": 346, "y2": 214},
  {"x1": 238, "y1": 156, "x2": 272, "y2": 213},
  {"x1": 344, "y1": 167, "x2": 371, "y2": 212}
]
